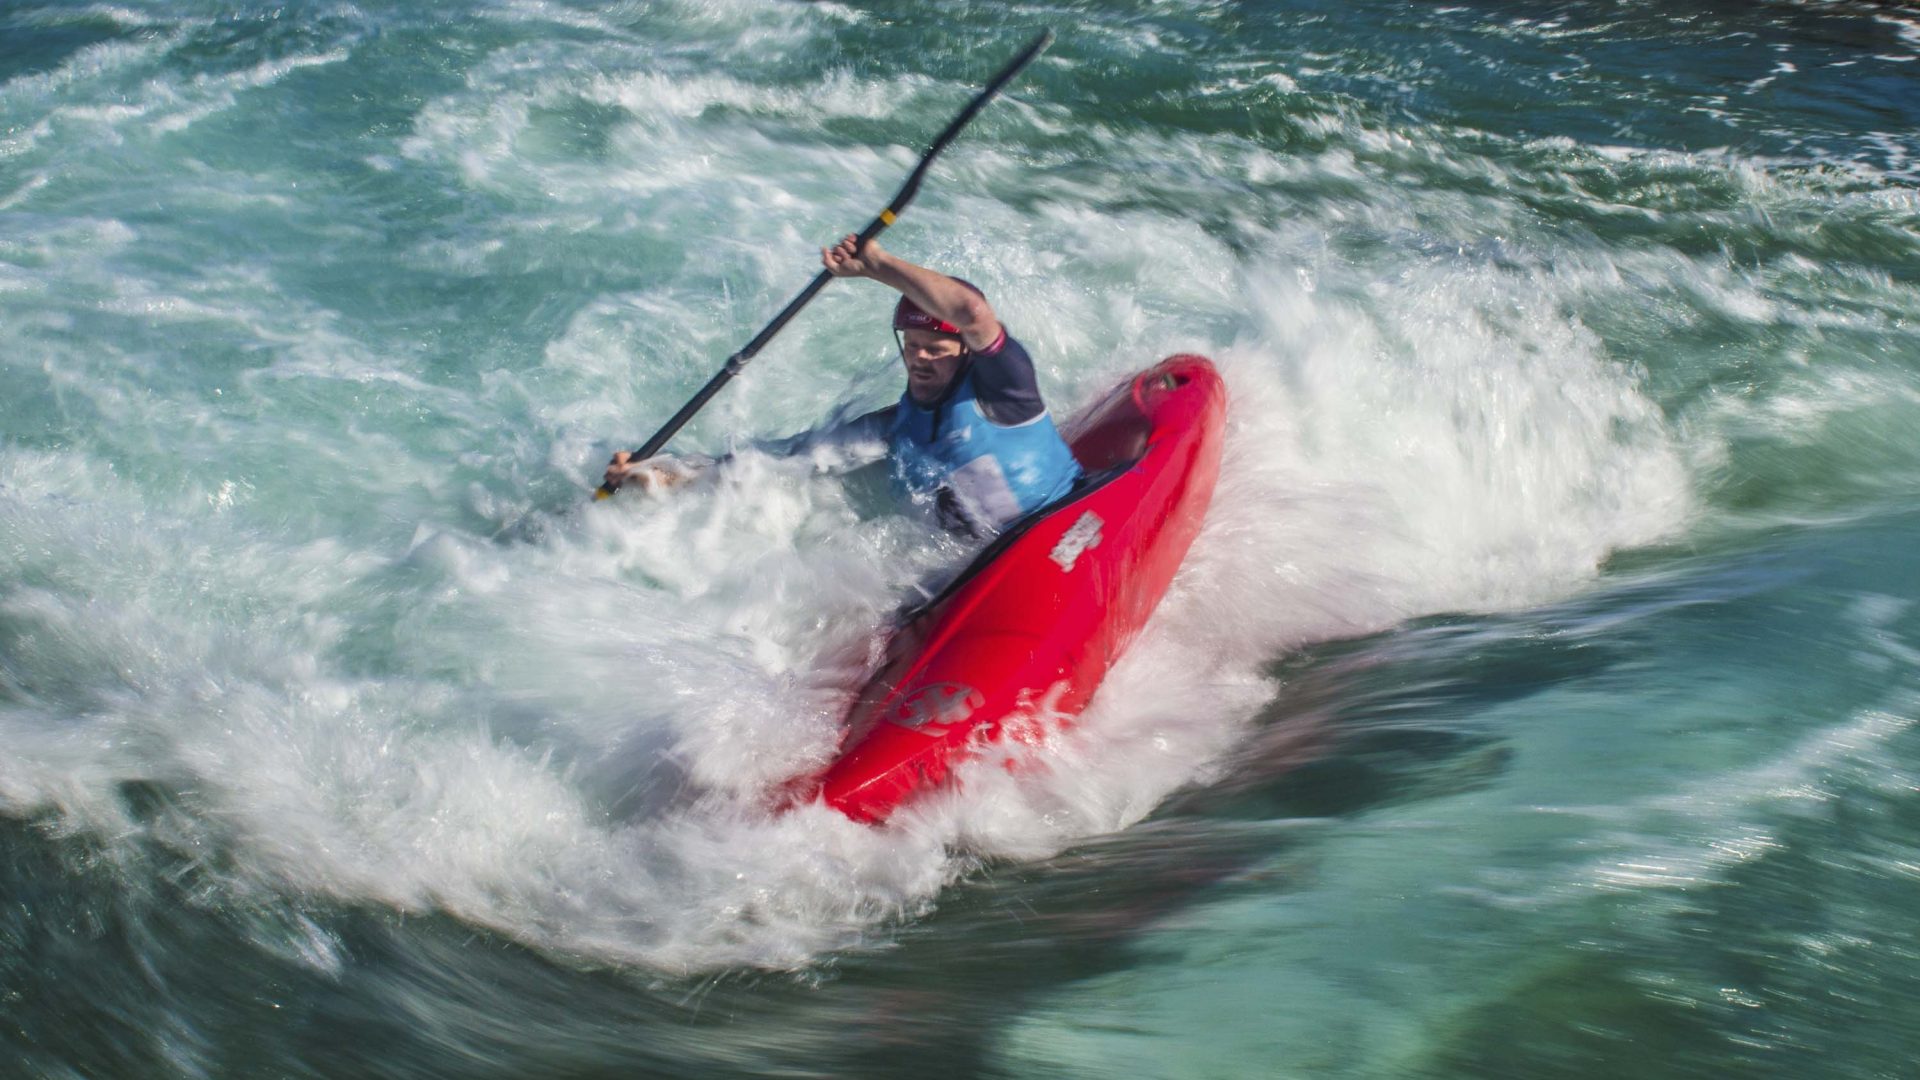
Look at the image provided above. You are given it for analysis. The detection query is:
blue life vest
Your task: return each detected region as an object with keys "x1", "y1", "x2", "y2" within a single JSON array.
[{"x1": 888, "y1": 368, "x2": 1082, "y2": 533}]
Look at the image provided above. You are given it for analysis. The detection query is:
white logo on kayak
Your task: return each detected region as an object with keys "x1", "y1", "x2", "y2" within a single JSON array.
[
  {"x1": 889, "y1": 682, "x2": 985, "y2": 737},
  {"x1": 1049, "y1": 511, "x2": 1103, "y2": 572}
]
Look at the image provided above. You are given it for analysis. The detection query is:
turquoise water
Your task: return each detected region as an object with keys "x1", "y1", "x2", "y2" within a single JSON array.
[{"x1": 4, "y1": 1, "x2": 1919, "y2": 1076}]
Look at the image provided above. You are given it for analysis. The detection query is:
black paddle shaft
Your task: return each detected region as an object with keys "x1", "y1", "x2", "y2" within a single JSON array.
[{"x1": 598, "y1": 29, "x2": 1053, "y2": 496}]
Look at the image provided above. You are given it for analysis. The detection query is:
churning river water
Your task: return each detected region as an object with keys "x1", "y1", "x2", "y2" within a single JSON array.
[{"x1": 4, "y1": 1, "x2": 1920, "y2": 1076}]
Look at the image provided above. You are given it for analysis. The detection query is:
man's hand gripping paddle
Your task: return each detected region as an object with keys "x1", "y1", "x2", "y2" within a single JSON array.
[{"x1": 595, "y1": 29, "x2": 1054, "y2": 499}]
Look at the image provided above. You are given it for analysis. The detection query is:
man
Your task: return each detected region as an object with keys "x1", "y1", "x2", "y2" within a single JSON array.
[{"x1": 604, "y1": 235, "x2": 1082, "y2": 535}]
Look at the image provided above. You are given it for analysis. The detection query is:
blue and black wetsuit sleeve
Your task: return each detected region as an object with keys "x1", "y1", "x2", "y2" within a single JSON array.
[
  {"x1": 739, "y1": 405, "x2": 895, "y2": 471},
  {"x1": 967, "y1": 331, "x2": 1048, "y2": 426}
]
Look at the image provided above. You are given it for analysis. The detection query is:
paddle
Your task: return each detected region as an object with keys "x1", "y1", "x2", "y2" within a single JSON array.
[{"x1": 595, "y1": 29, "x2": 1055, "y2": 499}]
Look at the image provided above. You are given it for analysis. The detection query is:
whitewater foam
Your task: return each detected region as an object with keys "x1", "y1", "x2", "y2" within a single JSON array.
[{"x1": 0, "y1": 0, "x2": 1725, "y2": 974}]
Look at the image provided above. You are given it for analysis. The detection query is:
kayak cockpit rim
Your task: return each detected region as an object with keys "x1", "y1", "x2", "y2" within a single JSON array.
[{"x1": 894, "y1": 460, "x2": 1137, "y2": 624}]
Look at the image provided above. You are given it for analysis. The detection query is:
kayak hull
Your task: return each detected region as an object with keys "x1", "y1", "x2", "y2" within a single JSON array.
[{"x1": 814, "y1": 355, "x2": 1227, "y2": 824}]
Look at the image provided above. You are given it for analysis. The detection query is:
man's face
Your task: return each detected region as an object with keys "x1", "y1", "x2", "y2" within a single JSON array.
[{"x1": 899, "y1": 329, "x2": 967, "y2": 404}]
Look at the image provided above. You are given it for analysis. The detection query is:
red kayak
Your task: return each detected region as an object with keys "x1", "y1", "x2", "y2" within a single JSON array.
[{"x1": 808, "y1": 354, "x2": 1227, "y2": 823}]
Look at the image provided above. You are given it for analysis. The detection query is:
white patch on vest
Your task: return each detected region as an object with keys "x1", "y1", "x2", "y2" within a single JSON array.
[
  {"x1": 948, "y1": 454, "x2": 1022, "y2": 528},
  {"x1": 1049, "y1": 511, "x2": 1103, "y2": 571}
]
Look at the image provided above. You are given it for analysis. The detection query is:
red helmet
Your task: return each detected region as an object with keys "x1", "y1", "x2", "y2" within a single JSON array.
[{"x1": 891, "y1": 278, "x2": 985, "y2": 336}]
